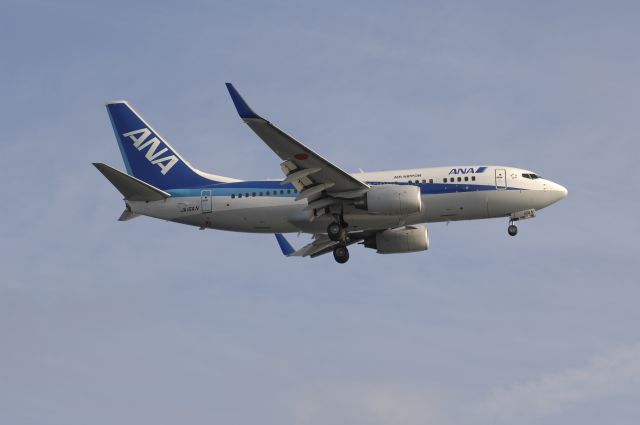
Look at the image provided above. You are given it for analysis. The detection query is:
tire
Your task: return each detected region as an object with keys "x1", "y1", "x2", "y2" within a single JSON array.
[
  {"x1": 508, "y1": 224, "x2": 518, "y2": 236},
  {"x1": 333, "y1": 246, "x2": 349, "y2": 264},
  {"x1": 327, "y1": 222, "x2": 342, "y2": 241}
]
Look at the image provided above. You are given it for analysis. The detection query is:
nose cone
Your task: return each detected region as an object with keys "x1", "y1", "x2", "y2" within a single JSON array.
[
  {"x1": 552, "y1": 182, "x2": 568, "y2": 202},
  {"x1": 559, "y1": 184, "x2": 568, "y2": 198}
]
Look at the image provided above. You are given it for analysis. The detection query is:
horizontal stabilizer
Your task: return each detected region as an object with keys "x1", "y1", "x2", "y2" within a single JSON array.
[
  {"x1": 93, "y1": 163, "x2": 171, "y2": 201},
  {"x1": 118, "y1": 209, "x2": 140, "y2": 221}
]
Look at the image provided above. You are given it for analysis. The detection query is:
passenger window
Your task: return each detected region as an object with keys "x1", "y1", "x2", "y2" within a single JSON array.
[
  {"x1": 464, "y1": 176, "x2": 469, "y2": 182},
  {"x1": 471, "y1": 176, "x2": 476, "y2": 181},
  {"x1": 245, "y1": 193, "x2": 249, "y2": 197},
  {"x1": 457, "y1": 177, "x2": 461, "y2": 182},
  {"x1": 266, "y1": 191, "x2": 270, "y2": 196},
  {"x1": 231, "y1": 194, "x2": 235, "y2": 198},
  {"x1": 280, "y1": 190, "x2": 284, "y2": 194},
  {"x1": 422, "y1": 179, "x2": 426, "y2": 183},
  {"x1": 252, "y1": 192, "x2": 256, "y2": 197},
  {"x1": 443, "y1": 178, "x2": 447, "y2": 183},
  {"x1": 287, "y1": 189, "x2": 291, "y2": 194},
  {"x1": 429, "y1": 179, "x2": 433, "y2": 184},
  {"x1": 259, "y1": 192, "x2": 263, "y2": 196},
  {"x1": 238, "y1": 194, "x2": 242, "y2": 198}
]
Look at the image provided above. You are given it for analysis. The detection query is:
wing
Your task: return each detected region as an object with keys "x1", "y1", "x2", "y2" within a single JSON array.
[
  {"x1": 226, "y1": 84, "x2": 369, "y2": 215},
  {"x1": 289, "y1": 234, "x2": 336, "y2": 257},
  {"x1": 275, "y1": 233, "x2": 367, "y2": 258}
]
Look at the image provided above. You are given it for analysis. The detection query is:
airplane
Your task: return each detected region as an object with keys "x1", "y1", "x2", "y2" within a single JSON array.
[{"x1": 94, "y1": 83, "x2": 568, "y2": 264}]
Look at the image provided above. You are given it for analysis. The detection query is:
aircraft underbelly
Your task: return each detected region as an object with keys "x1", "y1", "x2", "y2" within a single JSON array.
[
  {"x1": 209, "y1": 205, "x2": 299, "y2": 233},
  {"x1": 486, "y1": 190, "x2": 538, "y2": 217},
  {"x1": 291, "y1": 213, "x2": 406, "y2": 234},
  {"x1": 422, "y1": 192, "x2": 489, "y2": 221}
]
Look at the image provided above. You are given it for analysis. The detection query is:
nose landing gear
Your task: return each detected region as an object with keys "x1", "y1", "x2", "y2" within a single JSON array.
[{"x1": 507, "y1": 209, "x2": 535, "y2": 236}]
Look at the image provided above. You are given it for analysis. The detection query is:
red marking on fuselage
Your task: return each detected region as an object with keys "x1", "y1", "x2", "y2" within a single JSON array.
[{"x1": 294, "y1": 153, "x2": 309, "y2": 160}]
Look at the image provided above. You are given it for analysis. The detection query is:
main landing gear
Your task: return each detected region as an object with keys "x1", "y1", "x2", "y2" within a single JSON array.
[
  {"x1": 508, "y1": 220, "x2": 518, "y2": 236},
  {"x1": 333, "y1": 245, "x2": 349, "y2": 264},
  {"x1": 327, "y1": 212, "x2": 348, "y2": 243},
  {"x1": 328, "y1": 212, "x2": 350, "y2": 263},
  {"x1": 327, "y1": 222, "x2": 346, "y2": 242}
]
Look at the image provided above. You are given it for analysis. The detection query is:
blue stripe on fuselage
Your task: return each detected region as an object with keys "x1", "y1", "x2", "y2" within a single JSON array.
[{"x1": 166, "y1": 181, "x2": 525, "y2": 198}]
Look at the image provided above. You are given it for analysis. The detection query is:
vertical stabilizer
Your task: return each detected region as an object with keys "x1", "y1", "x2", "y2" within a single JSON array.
[{"x1": 106, "y1": 101, "x2": 232, "y2": 190}]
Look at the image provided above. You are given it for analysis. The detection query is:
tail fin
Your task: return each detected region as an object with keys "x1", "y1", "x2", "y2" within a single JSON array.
[{"x1": 106, "y1": 101, "x2": 233, "y2": 190}]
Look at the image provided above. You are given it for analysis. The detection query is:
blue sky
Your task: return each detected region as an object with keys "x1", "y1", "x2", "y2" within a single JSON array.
[{"x1": 2, "y1": 1, "x2": 640, "y2": 424}]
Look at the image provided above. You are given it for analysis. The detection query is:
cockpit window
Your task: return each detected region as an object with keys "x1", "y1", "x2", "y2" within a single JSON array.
[{"x1": 522, "y1": 173, "x2": 541, "y2": 180}]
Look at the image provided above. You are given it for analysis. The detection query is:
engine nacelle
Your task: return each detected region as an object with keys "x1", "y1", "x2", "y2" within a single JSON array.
[
  {"x1": 355, "y1": 184, "x2": 421, "y2": 215},
  {"x1": 364, "y1": 225, "x2": 430, "y2": 254}
]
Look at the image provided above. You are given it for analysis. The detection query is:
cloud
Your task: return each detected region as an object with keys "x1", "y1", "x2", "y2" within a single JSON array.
[
  {"x1": 473, "y1": 344, "x2": 640, "y2": 422},
  {"x1": 292, "y1": 382, "x2": 450, "y2": 425}
]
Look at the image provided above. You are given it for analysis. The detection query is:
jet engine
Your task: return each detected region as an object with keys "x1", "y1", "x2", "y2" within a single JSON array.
[
  {"x1": 364, "y1": 225, "x2": 430, "y2": 254},
  {"x1": 355, "y1": 184, "x2": 421, "y2": 215}
]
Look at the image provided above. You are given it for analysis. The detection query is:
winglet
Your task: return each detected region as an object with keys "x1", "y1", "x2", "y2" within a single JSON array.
[
  {"x1": 275, "y1": 233, "x2": 295, "y2": 256},
  {"x1": 225, "y1": 83, "x2": 261, "y2": 119}
]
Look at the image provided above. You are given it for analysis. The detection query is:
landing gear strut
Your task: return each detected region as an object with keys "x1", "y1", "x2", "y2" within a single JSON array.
[
  {"x1": 507, "y1": 209, "x2": 535, "y2": 236},
  {"x1": 333, "y1": 245, "x2": 350, "y2": 264},
  {"x1": 327, "y1": 222, "x2": 345, "y2": 241},
  {"x1": 327, "y1": 210, "x2": 348, "y2": 243},
  {"x1": 328, "y1": 209, "x2": 349, "y2": 263}
]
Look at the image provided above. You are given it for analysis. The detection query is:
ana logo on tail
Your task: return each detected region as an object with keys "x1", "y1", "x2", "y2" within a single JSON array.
[{"x1": 122, "y1": 128, "x2": 179, "y2": 175}]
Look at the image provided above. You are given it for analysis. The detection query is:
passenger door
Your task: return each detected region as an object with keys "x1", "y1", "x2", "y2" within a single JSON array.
[
  {"x1": 201, "y1": 190, "x2": 212, "y2": 213},
  {"x1": 495, "y1": 169, "x2": 507, "y2": 190}
]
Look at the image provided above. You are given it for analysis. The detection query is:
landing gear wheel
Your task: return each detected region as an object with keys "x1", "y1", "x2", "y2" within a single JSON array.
[
  {"x1": 508, "y1": 224, "x2": 518, "y2": 236},
  {"x1": 327, "y1": 222, "x2": 343, "y2": 242},
  {"x1": 333, "y1": 245, "x2": 350, "y2": 264}
]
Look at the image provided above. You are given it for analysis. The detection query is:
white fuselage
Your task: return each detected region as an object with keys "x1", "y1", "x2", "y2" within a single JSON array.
[{"x1": 127, "y1": 165, "x2": 568, "y2": 234}]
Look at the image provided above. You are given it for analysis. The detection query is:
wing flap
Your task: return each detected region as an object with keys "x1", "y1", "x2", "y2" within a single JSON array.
[
  {"x1": 281, "y1": 167, "x2": 322, "y2": 185},
  {"x1": 295, "y1": 183, "x2": 335, "y2": 201}
]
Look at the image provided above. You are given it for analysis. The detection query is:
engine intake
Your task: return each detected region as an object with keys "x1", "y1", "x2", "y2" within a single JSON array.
[
  {"x1": 355, "y1": 184, "x2": 421, "y2": 215},
  {"x1": 364, "y1": 225, "x2": 430, "y2": 254}
]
